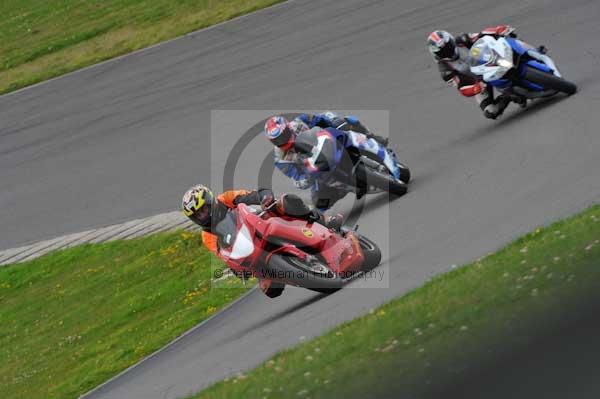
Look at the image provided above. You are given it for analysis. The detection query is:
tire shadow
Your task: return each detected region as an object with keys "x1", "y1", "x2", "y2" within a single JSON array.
[
  {"x1": 448, "y1": 93, "x2": 573, "y2": 148},
  {"x1": 232, "y1": 291, "x2": 329, "y2": 338}
]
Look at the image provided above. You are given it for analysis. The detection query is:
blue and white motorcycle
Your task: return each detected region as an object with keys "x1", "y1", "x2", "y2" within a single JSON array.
[
  {"x1": 294, "y1": 123, "x2": 411, "y2": 199},
  {"x1": 469, "y1": 35, "x2": 577, "y2": 101}
]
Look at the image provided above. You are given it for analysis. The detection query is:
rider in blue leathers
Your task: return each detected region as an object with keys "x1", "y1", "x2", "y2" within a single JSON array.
[{"x1": 264, "y1": 112, "x2": 389, "y2": 210}]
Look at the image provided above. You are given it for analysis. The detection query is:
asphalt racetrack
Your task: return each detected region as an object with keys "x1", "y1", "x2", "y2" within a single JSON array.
[{"x1": 1, "y1": 0, "x2": 599, "y2": 398}]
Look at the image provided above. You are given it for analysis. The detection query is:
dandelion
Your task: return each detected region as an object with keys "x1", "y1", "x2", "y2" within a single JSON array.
[
  {"x1": 206, "y1": 306, "x2": 217, "y2": 315},
  {"x1": 377, "y1": 309, "x2": 386, "y2": 316}
]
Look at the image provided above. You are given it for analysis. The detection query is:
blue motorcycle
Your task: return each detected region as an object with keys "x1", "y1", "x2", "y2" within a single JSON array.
[
  {"x1": 294, "y1": 125, "x2": 411, "y2": 199},
  {"x1": 469, "y1": 35, "x2": 577, "y2": 100}
]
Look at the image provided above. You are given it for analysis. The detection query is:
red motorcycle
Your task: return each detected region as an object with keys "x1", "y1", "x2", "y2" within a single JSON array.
[{"x1": 214, "y1": 203, "x2": 381, "y2": 298}]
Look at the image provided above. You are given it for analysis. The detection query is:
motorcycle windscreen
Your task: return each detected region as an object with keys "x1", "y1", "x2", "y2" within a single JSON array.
[
  {"x1": 303, "y1": 131, "x2": 340, "y2": 174},
  {"x1": 215, "y1": 211, "x2": 241, "y2": 250},
  {"x1": 470, "y1": 40, "x2": 496, "y2": 67}
]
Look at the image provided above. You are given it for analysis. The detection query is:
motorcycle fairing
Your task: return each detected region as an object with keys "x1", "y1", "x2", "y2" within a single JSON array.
[
  {"x1": 343, "y1": 129, "x2": 401, "y2": 179},
  {"x1": 470, "y1": 36, "x2": 514, "y2": 82},
  {"x1": 227, "y1": 223, "x2": 254, "y2": 259},
  {"x1": 227, "y1": 204, "x2": 366, "y2": 277},
  {"x1": 303, "y1": 130, "x2": 342, "y2": 173},
  {"x1": 471, "y1": 36, "x2": 562, "y2": 93}
]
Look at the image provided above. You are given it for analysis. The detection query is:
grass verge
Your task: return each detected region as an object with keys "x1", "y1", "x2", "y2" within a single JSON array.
[
  {"x1": 0, "y1": 230, "x2": 252, "y2": 399},
  {"x1": 0, "y1": 0, "x2": 285, "y2": 94},
  {"x1": 190, "y1": 204, "x2": 600, "y2": 399}
]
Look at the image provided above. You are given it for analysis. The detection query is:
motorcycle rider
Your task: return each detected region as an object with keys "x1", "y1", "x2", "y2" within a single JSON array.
[
  {"x1": 181, "y1": 184, "x2": 343, "y2": 296},
  {"x1": 427, "y1": 25, "x2": 519, "y2": 119},
  {"x1": 264, "y1": 112, "x2": 388, "y2": 210}
]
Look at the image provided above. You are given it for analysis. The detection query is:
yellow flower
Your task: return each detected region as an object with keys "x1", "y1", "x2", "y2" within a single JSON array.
[{"x1": 206, "y1": 306, "x2": 217, "y2": 315}]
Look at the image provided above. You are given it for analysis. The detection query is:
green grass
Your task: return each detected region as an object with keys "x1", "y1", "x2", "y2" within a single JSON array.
[
  {"x1": 190, "y1": 204, "x2": 600, "y2": 399},
  {"x1": 0, "y1": 0, "x2": 285, "y2": 94},
  {"x1": 0, "y1": 230, "x2": 252, "y2": 399}
]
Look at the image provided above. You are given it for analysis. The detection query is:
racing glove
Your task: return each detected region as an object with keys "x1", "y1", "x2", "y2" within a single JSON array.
[{"x1": 260, "y1": 192, "x2": 275, "y2": 210}]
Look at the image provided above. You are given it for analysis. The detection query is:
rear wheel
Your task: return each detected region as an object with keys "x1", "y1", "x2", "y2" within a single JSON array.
[
  {"x1": 356, "y1": 163, "x2": 408, "y2": 196},
  {"x1": 522, "y1": 66, "x2": 577, "y2": 95},
  {"x1": 265, "y1": 254, "x2": 344, "y2": 295}
]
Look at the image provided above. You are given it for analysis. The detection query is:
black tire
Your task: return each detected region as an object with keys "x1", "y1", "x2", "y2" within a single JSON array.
[
  {"x1": 355, "y1": 163, "x2": 408, "y2": 196},
  {"x1": 522, "y1": 66, "x2": 577, "y2": 95},
  {"x1": 398, "y1": 164, "x2": 411, "y2": 184},
  {"x1": 356, "y1": 234, "x2": 381, "y2": 271},
  {"x1": 265, "y1": 254, "x2": 344, "y2": 294},
  {"x1": 263, "y1": 282, "x2": 285, "y2": 298}
]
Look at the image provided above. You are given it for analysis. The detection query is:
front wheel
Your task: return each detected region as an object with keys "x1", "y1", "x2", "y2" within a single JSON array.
[
  {"x1": 522, "y1": 66, "x2": 577, "y2": 95},
  {"x1": 356, "y1": 234, "x2": 381, "y2": 271},
  {"x1": 397, "y1": 163, "x2": 411, "y2": 184},
  {"x1": 265, "y1": 254, "x2": 344, "y2": 294},
  {"x1": 355, "y1": 163, "x2": 408, "y2": 197}
]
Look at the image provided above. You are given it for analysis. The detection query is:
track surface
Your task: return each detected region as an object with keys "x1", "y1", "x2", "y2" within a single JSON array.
[{"x1": 1, "y1": 0, "x2": 599, "y2": 398}]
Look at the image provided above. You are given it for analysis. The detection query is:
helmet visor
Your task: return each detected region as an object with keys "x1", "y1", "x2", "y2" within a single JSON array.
[
  {"x1": 189, "y1": 189, "x2": 213, "y2": 227},
  {"x1": 270, "y1": 126, "x2": 293, "y2": 147},
  {"x1": 436, "y1": 41, "x2": 456, "y2": 60},
  {"x1": 190, "y1": 203, "x2": 211, "y2": 227}
]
